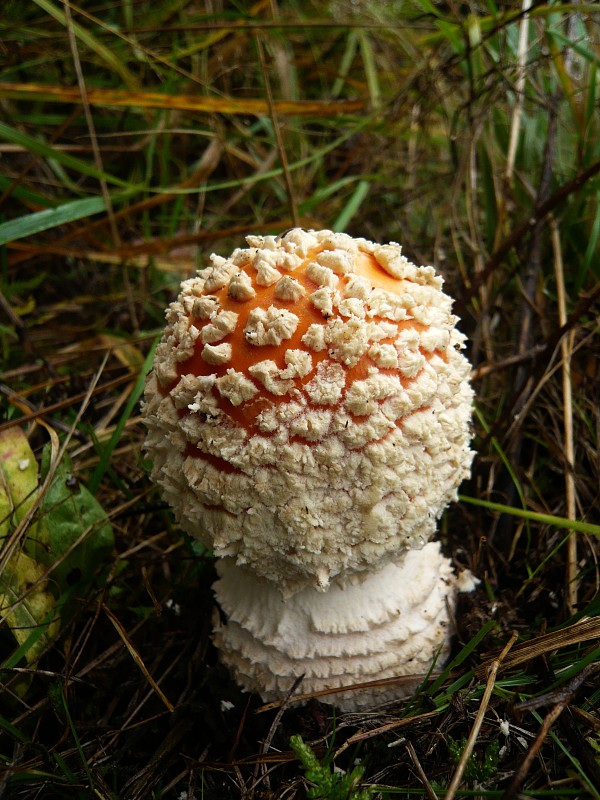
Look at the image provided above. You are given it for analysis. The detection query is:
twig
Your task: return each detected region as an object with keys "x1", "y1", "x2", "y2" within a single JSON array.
[
  {"x1": 503, "y1": 665, "x2": 600, "y2": 798},
  {"x1": 551, "y1": 220, "x2": 578, "y2": 612},
  {"x1": 501, "y1": 704, "x2": 567, "y2": 798},
  {"x1": 255, "y1": 34, "x2": 299, "y2": 228},
  {"x1": 470, "y1": 344, "x2": 545, "y2": 380},
  {"x1": 467, "y1": 158, "x2": 600, "y2": 296},
  {"x1": 334, "y1": 709, "x2": 441, "y2": 758},
  {"x1": 103, "y1": 605, "x2": 175, "y2": 713},
  {"x1": 406, "y1": 740, "x2": 439, "y2": 800},
  {"x1": 256, "y1": 672, "x2": 433, "y2": 713},
  {"x1": 514, "y1": 664, "x2": 599, "y2": 713},
  {"x1": 444, "y1": 633, "x2": 517, "y2": 800},
  {"x1": 0, "y1": 352, "x2": 109, "y2": 575},
  {"x1": 543, "y1": 279, "x2": 600, "y2": 358},
  {"x1": 0, "y1": 373, "x2": 133, "y2": 435},
  {"x1": 496, "y1": 92, "x2": 560, "y2": 546},
  {"x1": 250, "y1": 675, "x2": 305, "y2": 796},
  {"x1": 62, "y1": 0, "x2": 120, "y2": 249}
]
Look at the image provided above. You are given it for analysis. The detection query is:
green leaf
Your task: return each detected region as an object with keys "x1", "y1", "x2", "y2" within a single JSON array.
[
  {"x1": 32, "y1": 449, "x2": 115, "y2": 591},
  {"x1": 426, "y1": 619, "x2": 497, "y2": 700},
  {"x1": 0, "y1": 196, "x2": 107, "y2": 246},
  {"x1": 0, "y1": 426, "x2": 114, "y2": 676}
]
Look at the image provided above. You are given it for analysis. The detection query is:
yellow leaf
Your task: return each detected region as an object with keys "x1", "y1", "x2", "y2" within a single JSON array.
[
  {"x1": 0, "y1": 426, "x2": 39, "y2": 535},
  {"x1": 0, "y1": 550, "x2": 59, "y2": 665}
]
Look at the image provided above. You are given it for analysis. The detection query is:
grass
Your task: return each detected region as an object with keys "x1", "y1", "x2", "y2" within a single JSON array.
[{"x1": 1, "y1": 0, "x2": 599, "y2": 797}]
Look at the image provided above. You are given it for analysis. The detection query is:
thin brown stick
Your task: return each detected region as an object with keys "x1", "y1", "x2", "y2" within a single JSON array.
[
  {"x1": 468, "y1": 158, "x2": 600, "y2": 296},
  {"x1": 255, "y1": 34, "x2": 299, "y2": 228},
  {"x1": 334, "y1": 709, "x2": 441, "y2": 758},
  {"x1": 62, "y1": 0, "x2": 121, "y2": 249},
  {"x1": 256, "y1": 673, "x2": 436, "y2": 713},
  {"x1": 251, "y1": 675, "x2": 305, "y2": 796},
  {"x1": 0, "y1": 373, "x2": 134, "y2": 434},
  {"x1": 0, "y1": 353, "x2": 108, "y2": 575},
  {"x1": 445, "y1": 633, "x2": 518, "y2": 800},
  {"x1": 501, "y1": 703, "x2": 565, "y2": 800},
  {"x1": 103, "y1": 605, "x2": 175, "y2": 713},
  {"x1": 6, "y1": 219, "x2": 294, "y2": 267},
  {"x1": 406, "y1": 740, "x2": 439, "y2": 800},
  {"x1": 551, "y1": 220, "x2": 578, "y2": 612}
]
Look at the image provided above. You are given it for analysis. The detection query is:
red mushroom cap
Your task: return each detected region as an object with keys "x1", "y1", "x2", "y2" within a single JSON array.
[{"x1": 143, "y1": 229, "x2": 474, "y2": 595}]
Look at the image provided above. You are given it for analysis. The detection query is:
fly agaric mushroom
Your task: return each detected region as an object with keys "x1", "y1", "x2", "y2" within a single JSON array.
[{"x1": 143, "y1": 228, "x2": 475, "y2": 709}]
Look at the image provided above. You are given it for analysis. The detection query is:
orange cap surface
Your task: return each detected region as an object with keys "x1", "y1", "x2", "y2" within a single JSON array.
[{"x1": 170, "y1": 233, "x2": 442, "y2": 438}]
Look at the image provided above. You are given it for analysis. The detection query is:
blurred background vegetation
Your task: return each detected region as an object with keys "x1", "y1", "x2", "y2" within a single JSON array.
[{"x1": 0, "y1": 1, "x2": 599, "y2": 798}]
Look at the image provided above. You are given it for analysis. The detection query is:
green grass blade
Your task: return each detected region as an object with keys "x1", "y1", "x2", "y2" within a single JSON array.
[
  {"x1": 426, "y1": 620, "x2": 497, "y2": 698},
  {"x1": 459, "y1": 495, "x2": 600, "y2": 536},
  {"x1": 411, "y1": 0, "x2": 445, "y2": 16},
  {"x1": 0, "y1": 175, "x2": 58, "y2": 207},
  {"x1": 0, "y1": 607, "x2": 59, "y2": 671},
  {"x1": 59, "y1": 683, "x2": 94, "y2": 788},
  {"x1": 331, "y1": 31, "x2": 359, "y2": 98},
  {"x1": 30, "y1": 0, "x2": 140, "y2": 90},
  {"x1": 0, "y1": 714, "x2": 31, "y2": 743},
  {"x1": 475, "y1": 407, "x2": 529, "y2": 513},
  {"x1": 0, "y1": 121, "x2": 132, "y2": 188},
  {"x1": 333, "y1": 179, "x2": 371, "y2": 231},
  {"x1": 546, "y1": 642, "x2": 600, "y2": 691},
  {"x1": 581, "y1": 200, "x2": 600, "y2": 278},
  {"x1": 357, "y1": 31, "x2": 381, "y2": 109},
  {"x1": 585, "y1": 62, "x2": 597, "y2": 131},
  {"x1": 531, "y1": 708, "x2": 600, "y2": 800},
  {"x1": 548, "y1": 28, "x2": 600, "y2": 69},
  {"x1": 0, "y1": 197, "x2": 106, "y2": 245},
  {"x1": 88, "y1": 340, "x2": 158, "y2": 494}
]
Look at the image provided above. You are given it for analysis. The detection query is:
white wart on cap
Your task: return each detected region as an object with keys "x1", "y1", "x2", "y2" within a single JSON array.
[{"x1": 143, "y1": 229, "x2": 474, "y2": 596}]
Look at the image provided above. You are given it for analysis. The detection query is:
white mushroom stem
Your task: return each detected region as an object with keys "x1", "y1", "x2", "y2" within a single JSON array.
[{"x1": 212, "y1": 542, "x2": 477, "y2": 711}]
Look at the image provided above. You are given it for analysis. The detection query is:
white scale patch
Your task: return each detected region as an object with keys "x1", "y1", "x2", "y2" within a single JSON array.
[{"x1": 243, "y1": 306, "x2": 300, "y2": 346}]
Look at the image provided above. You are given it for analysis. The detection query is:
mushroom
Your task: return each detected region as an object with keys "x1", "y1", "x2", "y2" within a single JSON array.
[{"x1": 143, "y1": 228, "x2": 475, "y2": 709}]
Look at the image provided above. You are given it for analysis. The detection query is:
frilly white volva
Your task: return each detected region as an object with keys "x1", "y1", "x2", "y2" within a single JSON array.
[
  {"x1": 143, "y1": 228, "x2": 476, "y2": 710},
  {"x1": 213, "y1": 543, "x2": 478, "y2": 710}
]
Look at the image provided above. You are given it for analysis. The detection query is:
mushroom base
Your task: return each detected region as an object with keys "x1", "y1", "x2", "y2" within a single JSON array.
[{"x1": 212, "y1": 542, "x2": 476, "y2": 712}]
